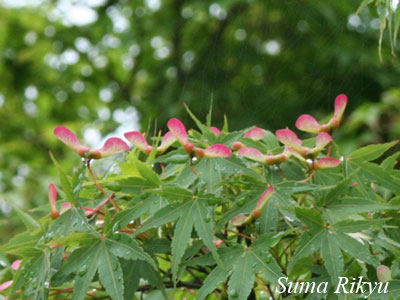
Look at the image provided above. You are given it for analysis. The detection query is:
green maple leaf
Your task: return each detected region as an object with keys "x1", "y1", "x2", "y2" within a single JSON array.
[
  {"x1": 320, "y1": 231, "x2": 344, "y2": 286},
  {"x1": 52, "y1": 233, "x2": 155, "y2": 300},
  {"x1": 133, "y1": 197, "x2": 222, "y2": 283},
  {"x1": 196, "y1": 234, "x2": 283, "y2": 300},
  {"x1": 290, "y1": 213, "x2": 380, "y2": 286}
]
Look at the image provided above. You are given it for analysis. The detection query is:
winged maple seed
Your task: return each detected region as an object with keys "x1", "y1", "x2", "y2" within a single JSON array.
[
  {"x1": 210, "y1": 126, "x2": 221, "y2": 136},
  {"x1": 48, "y1": 183, "x2": 59, "y2": 219},
  {"x1": 282, "y1": 146, "x2": 340, "y2": 171},
  {"x1": 295, "y1": 94, "x2": 348, "y2": 133},
  {"x1": 232, "y1": 126, "x2": 266, "y2": 150},
  {"x1": 0, "y1": 280, "x2": 12, "y2": 293},
  {"x1": 167, "y1": 118, "x2": 232, "y2": 158},
  {"x1": 48, "y1": 183, "x2": 72, "y2": 220},
  {"x1": 275, "y1": 129, "x2": 332, "y2": 158},
  {"x1": 167, "y1": 118, "x2": 195, "y2": 154},
  {"x1": 377, "y1": 265, "x2": 392, "y2": 283},
  {"x1": 124, "y1": 131, "x2": 176, "y2": 155},
  {"x1": 312, "y1": 157, "x2": 341, "y2": 170},
  {"x1": 238, "y1": 147, "x2": 286, "y2": 165},
  {"x1": 10, "y1": 260, "x2": 21, "y2": 271},
  {"x1": 213, "y1": 239, "x2": 223, "y2": 248},
  {"x1": 54, "y1": 126, "x2": 129, "y2": 159},
  {"x1": 0, "y1": 260, "x2": 21, "y2": 292},
  {"x1": 232, "y1": 186, "x2": 274, "y2": 226}
]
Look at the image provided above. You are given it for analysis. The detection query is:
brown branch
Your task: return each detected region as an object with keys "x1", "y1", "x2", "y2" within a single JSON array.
[
  {"x1": 49, "y1": 288, "x2": 73, "y2": 296},
  {"x1": 265, "y1": 284, "x2": 276, "y2": 300},
  {"x1": 137, "y1": 281, "x2": 203, "y2": 292},
  {"x1": 185, "y1": 267, "x2": 203, "y2": 284}
]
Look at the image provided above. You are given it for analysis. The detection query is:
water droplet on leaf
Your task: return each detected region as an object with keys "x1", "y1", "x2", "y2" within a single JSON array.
[
  {"x1": 79, "y1": 265, "x2": 88, "y2": 276},
  {"x1": 229, "y1": 289, "x2": 238, "y2": 297},
  {"x1": 237, "y1": 199, "x2": 245, "y2": 207}
]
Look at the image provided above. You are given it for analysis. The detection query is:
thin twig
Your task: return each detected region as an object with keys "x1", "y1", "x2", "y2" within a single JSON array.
[
  {"x1": 86, "y1": 159, "x2": 120, "y2": 212},
  {"x1": 279, "y1": 239, "x2": 296, "y2": 261},
  {"x1": 186, "y1": 267, "x2": 203, "y2": 284},
  {"x1": 49, "y1": 288, "x2": 73, "y2": 296},
  {"x1": 327, "y1": 141, "x2": 333, "y2": 157},
  {"x1": 85, "y1": 193, "x2": 115, "y2": 218},
  {"x1": 277, "y1": 164, "x2": 284, "y2": 179},
  {"x1": 190, "y1": 158, "x2": 200, "y2": 177},
  {"x1": 265, "y1": 284, "x2": 276, "y2": 300},
  {"x1": 224, "y1": 228, "x2": 253, "y2": 241},
  {"x1": 300, "y1": 169, "x2": 314, "y2": 183},
  {"x1": 137, "y1": 281, "x2": 203, "y2": 292}
]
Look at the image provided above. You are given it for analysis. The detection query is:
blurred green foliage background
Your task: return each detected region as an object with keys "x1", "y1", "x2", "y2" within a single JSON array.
[{"x1": 1, "y1": 0, "x2": 400, "y2": 243}]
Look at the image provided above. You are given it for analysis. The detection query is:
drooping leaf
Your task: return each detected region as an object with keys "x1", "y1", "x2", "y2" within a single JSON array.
[
  {"x1": 227, "y1": 253, "x2": 255, "y2": 300},
  {"x1": 69, "y1": 243, "x2": 102, "y2": 300},
  {"x1": 335, "y1": 231, "x2": 378, "y2": 267},
  {"x1": 98, "y1": 242, "x2": 124, "y2": 300},
  {"x1": 111, "y1": 200, "x2": 153, "y2": 231},
  {"x1": 133, "y1": 201, "x2": 191, "y2": 236},
  {"x1": 119, "y1": 259, "x2": 140, "y2": 300},
  {"x1": 193, "y1": 199, "x2": 222, "y2": 267},
  {"x1": 194, "y1": 158, "x2": 222, "y2": 188},
  {"x1": 326, "y1": 196, "x2": 389, "y2": 220},
  {"x1": 171, "y1": 206, "x2": 194, "y2": 283},
  {"x1": 106, "y1": 235, "x2": 156, "y2": 269},
  {"x1": 258, "y1": 199, "x2": 279, "y2": 233},
  {"x1": 321, "y1": 169, "x2": 359, "y2": 206},
  {"x1": 247, "y1": 248, "x2": 283, "y2": 281},
  {"x1": 288, "y1": 227, "x2": 325, "y2": 272},
  {"x1": 321, "y1": 231, "x2": 344, "y2": 286},
  {"x1": 153, "y1": 185, "x2": 193, "y2": 202},
  {"x1": 197, "y1": 266, "x2": 231, "y2": 300},
  {"x1": 136, "y1": 260, "x2": 167, "y2": 298},
  {"x1": 295, "y1": 207, "x2": 324, "y2": 228}
]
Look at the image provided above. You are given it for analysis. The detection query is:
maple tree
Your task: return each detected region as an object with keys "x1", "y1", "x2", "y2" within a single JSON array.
[{"x1": 1, "y1": 95, "x2": 400, "y2": 299}]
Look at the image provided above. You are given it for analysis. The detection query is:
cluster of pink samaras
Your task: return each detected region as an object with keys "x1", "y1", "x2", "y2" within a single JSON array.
[
  {"x1": 229, "y1": 94, "x2": 347, "y2": 227},
  {"x1": 234, "y1": 94, "x2": 347, "y2": 170},
  {"x1": 51, "y1": 95, "x2": 347, "y2": 220},
  {"x1": 232, "y1": 185, "x2": 275, "y2": 227},
  {"x1": 53, "y1": 94, "x2": 347, "y2": 169}
]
